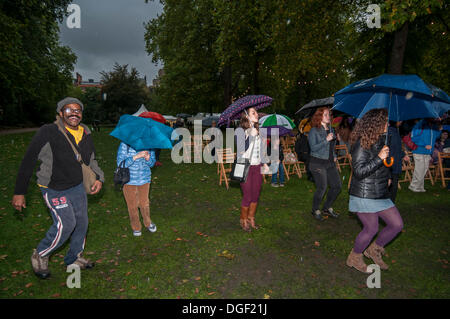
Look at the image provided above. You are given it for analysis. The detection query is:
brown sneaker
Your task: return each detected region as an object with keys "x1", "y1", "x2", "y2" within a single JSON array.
[
  {"x1": 31, "y1": 249, "x2": 51, "y2": 279},
  {"x1": 69, "y1": 257, "x2": 95, "y2": 270},
  {"x1": 364, "y1": 242, "x2": 389, "y2": 270}
]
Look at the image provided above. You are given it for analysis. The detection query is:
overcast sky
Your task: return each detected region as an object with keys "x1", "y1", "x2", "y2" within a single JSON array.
[{"x1": 58, "y1": 0, "x2": 164, "y2": 84}]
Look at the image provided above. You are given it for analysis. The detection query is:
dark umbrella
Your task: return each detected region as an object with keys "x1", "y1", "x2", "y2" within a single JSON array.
[
  {"x1": 295, "y1": 97, "x2": 334, "y2": 118},
  {"x1": 217, "y1": 95, "x2": 273, "y2": 127}
]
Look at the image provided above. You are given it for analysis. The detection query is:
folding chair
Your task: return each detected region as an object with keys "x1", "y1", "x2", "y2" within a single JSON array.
[
  {"x1": 282, "y1": 149, "x2": 302, "y2": 180},
  {"x1": 397, "y1": 152, "x2": 414, "y2": 190},
  {"x1": 217, "y1": 148, "x2": 235, "y2": 189},
  {"x1": 437, "y1": 151, "x2": 450, "y2": 187},
  {"x1": 335, "y1": 144, "x2": 351, "y2": 172}
]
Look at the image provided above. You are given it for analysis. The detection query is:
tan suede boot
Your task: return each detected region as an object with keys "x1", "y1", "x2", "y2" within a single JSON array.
[
  {"x1": 247, "y1": 202, "x2": 260, "y2": 230},
  {"x1": 364, "y1": 242, "x2": 389, "y2": 270},
  {"x1": 240, "y1": 206, "x2": 250, "y2": 232},
  {"x1": 346, "y1": 249, "x2": 370, "y2": 273}
]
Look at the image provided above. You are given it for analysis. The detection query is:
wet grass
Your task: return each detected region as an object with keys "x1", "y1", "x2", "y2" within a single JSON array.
[{"x1": 0, "y1": 129, "x2": 449, "y2": 299}]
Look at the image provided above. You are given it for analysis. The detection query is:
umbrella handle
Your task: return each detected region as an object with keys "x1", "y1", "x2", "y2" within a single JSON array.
[{"x1": 383, "y1": 157, "x2": 394, "y2": 167}]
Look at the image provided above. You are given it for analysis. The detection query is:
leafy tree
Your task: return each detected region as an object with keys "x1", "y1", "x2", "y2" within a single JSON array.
[
  {"x1": 100, "y1": 63, "x2": 149, "y2": 123},
  {"x1": 0, "y1": 0, "x2": 76, "y2": 126},
  {"x1": 145, "y1": 0, "x2": 223, "y2": 115},
  {"x1": 348, "y1": 0, "x2": 449, "y2": 92}
]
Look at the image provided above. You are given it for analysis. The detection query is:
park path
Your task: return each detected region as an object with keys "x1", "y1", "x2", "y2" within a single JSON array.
[{"x1": 0, "y1": 128, "x2": 39, "y2": 136}]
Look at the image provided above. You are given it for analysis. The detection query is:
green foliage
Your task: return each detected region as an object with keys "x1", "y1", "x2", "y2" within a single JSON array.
[
  {"x1": 100, "y1": 63, "x2": 150, "y2": 123},
  {"x1": 145, "y1": 0, "x2": 449, "y2": 118},
  {"x1": 348, "y1": 0, "x2": 449, "y2": 92},
  {"x1": 0, "y1": 0, "x2": 77, "y2": 126}
]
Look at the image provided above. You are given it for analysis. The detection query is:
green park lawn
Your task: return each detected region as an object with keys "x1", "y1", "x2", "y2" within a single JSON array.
[{"x1": 0, "y1": 129, "x2": 449, "y2": 299}]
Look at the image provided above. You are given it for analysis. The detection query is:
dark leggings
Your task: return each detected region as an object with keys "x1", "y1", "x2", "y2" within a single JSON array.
[
  {"x1": 309, "y1": 161, "x2": 342, "y2": 211},
  {"x1": 354, "y1": 206, "x2": 403, "y2": 254}
]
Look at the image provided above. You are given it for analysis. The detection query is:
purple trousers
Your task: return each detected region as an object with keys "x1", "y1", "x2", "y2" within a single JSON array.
[{"x1": 240, "y1": 164, "x2": 263, "y2": 207}]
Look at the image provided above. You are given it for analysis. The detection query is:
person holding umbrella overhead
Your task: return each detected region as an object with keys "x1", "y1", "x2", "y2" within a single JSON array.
[
  {"x1": 218, "y1": 95, "x2": 272, "y2": 231},
  {"x1": 111, "y1": 115, "x2": 175, "y2": 237},
  {"x1": 116, "y1": 144, "x2": 157, "y2": 237},
  {"x1": 346, "y1": 109, "x2": 403, "y2": 273},
  {"x1": 307, "y1": 107, "x2": 341, "y2": 221},
  {"x1": 236, "y1": 107, "x2": 270, "y2": 231}
]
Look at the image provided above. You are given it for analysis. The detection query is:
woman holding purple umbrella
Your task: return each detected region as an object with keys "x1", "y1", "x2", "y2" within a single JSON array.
[{"x1": 236, "y1": 108, "x2": 270, "y2": 231}]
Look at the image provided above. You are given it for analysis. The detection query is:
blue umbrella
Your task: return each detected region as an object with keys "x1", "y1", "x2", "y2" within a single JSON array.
[
  {"x1": 110, "y1": 114, "x2": 175, "y2": 150},
  {"x1": 332, "y1": 74, "x2": 450, "y2": 121}
]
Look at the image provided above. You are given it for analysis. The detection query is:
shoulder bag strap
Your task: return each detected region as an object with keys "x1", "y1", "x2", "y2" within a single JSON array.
[{"x1": 54, "y1": 116, "x2": 84, "y2": 165}]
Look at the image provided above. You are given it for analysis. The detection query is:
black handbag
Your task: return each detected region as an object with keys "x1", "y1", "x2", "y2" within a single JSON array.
[
  {"x1": 230, "y1": 136, "x2": 256, "y2": 183},
  {"x1": 113, "y1": 160, "x2": 130, "y2": 189}
]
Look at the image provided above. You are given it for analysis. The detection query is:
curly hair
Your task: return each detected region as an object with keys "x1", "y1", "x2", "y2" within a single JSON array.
[
  {"x1": 350, "y1": 108, "x2": 388, "y2": 149},
  {"x1": 311, "y1": 107, "x2": 329, "y2": 128}
]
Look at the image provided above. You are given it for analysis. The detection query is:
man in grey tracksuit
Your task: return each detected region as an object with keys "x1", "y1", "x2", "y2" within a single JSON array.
[{"x1": 11, "y1": 97, "x2": 104, "y2": 279}]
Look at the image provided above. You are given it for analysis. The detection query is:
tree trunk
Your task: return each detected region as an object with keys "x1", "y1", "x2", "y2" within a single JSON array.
[
  {"x1": 223, "y1": 64, "x2": 232, "y2": 107},
  {"x1": 388, "y1": 21, "x2": 409, "y2": 74}
]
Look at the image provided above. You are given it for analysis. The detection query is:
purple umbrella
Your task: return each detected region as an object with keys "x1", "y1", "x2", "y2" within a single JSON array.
[
  {"x1": 260, "y1": 125, "x2": 294, "y2": 137},
  {"x1": 217, "y1": 95, "x2": 273, "y2": 127}
]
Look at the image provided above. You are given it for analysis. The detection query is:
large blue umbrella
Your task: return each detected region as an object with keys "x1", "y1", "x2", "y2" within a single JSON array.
[
  {"x1": 110, "y1": 114, "x2": 175, "y2": 150},
  {"x1": 217, "y1": 95, "x2": 273, "y2": 127},
  {"x1": 332, "y1": 74, "x2": 450, "y2": 121}
]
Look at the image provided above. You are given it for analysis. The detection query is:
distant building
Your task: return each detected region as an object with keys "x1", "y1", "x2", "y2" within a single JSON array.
[
  {"x1": 74, "y1": 72, "x2": 102, "y2": 91},
  {"x1": 151, "y1": 69, "x2": 165, "y2": 88}
]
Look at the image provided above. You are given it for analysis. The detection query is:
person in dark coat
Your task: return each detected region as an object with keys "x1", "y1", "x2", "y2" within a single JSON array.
[{"x1": 346, "y1": 109, "x2": 403, "y2": 274}]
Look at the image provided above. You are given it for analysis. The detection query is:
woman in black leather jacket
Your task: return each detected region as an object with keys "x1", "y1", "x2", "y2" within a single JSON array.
[{"x1": 346, "y1": 109, "x2": 404, "y2": 274}]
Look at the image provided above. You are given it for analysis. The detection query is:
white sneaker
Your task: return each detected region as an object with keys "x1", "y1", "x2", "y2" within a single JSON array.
[
  {"x1": 147, "y1": 223, "x2": 157, "y2": 233},
  {"x1": 271, "y1": 183, "x2": 279, "y2": 187},
  {"x1": 408, "y1": 185, "x2": 421, "y2": 193},
  {"x1": 133, "y1": 230, "x2": 142, "y2": 237}
]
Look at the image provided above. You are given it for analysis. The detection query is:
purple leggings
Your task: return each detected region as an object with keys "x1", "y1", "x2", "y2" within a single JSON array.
[
  {"x1": 353, "y1": 206, "x2": 404, "y2": 254},
  {"x1": 240, "y1": 165, "x2": 263, "y2": 207}
]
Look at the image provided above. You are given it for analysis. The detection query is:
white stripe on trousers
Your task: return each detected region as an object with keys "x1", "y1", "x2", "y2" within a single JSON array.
[{"x1": 39, "y1": 193, "x2": 64, "y2": 257}]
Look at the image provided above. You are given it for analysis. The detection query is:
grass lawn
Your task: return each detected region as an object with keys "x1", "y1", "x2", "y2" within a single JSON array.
[{"x1": 0, "y1": 128, "x2": 449, "y2": 299}]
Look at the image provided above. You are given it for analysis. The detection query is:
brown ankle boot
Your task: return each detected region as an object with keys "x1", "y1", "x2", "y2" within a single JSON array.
[
  {"x1": 240, "y1": 206, "x2": 250, "y2": 232},
  {"x1": 364, "y1": 242, "x2": 388, "y2": 270},
  {"x1": 247, "y1": 202, "x2": 260, "y2": 230},
  {"x1": 346, "y1": 249, "x2": 370, "y2": 273}
]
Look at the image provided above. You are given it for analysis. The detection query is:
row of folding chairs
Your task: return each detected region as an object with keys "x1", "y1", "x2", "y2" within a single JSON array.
[{"x1": 216, "y1": 144, "x2": 450, "y2": 190}]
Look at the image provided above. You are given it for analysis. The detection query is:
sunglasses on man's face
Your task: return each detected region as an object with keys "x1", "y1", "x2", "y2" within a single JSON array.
[{"x1": 63, "y1": 108, "x2": 82, "y2": 115}]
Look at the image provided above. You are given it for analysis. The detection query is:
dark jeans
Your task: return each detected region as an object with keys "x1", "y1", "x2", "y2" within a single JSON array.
[
  {"x1": 309, "y1": 161, "x2": 342, "y2": 211},
  {"x1": 389, "y1": 173, "x2": 400, "y2": 203}
]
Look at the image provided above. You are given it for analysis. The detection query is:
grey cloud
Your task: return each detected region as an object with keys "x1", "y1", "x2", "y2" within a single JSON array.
[{"x1": 59, "y1": 0, "x2": 163, "y2": 82}]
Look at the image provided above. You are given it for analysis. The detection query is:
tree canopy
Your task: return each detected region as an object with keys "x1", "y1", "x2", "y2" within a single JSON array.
[
  {"x1": 0, "y1": 0, "x2": 76, "y2": 126},
  {"x1": 144, "y1": 0, "x2": 449, "y2": 118}
]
